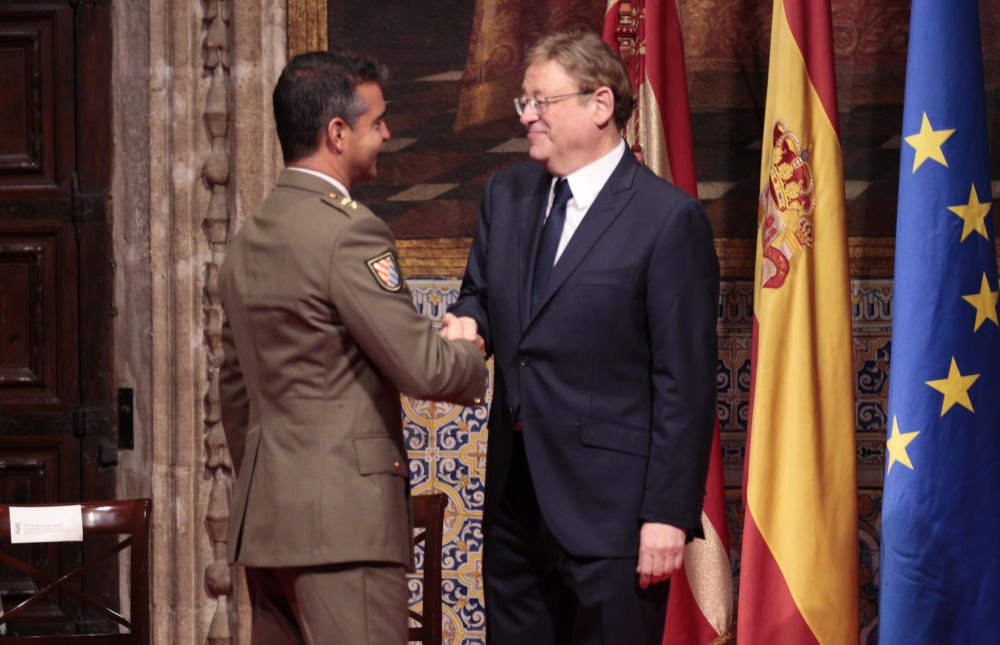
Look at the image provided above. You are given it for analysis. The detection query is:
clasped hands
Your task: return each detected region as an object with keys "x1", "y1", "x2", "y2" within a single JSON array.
[{"x1": 440, "y1": 313, "x2": 486, "y2": 356}]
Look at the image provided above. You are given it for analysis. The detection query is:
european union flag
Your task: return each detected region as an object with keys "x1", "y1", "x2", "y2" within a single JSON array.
[{"x1": 881, "y1": 0, "x2": 1000, "y2": 641}]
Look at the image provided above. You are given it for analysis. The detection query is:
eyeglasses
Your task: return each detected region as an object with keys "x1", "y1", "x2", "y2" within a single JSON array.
[{"x1": 513, "y1": 91, "x2": 594, "y2": 116}]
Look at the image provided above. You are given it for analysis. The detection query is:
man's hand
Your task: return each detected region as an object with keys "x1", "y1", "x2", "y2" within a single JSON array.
[
  {"x1": 440, "y1": 313, "x2": 485, "y2": 355},
  {"x1": 637, "y1": 522, "x2": 685, "y2": 589}
]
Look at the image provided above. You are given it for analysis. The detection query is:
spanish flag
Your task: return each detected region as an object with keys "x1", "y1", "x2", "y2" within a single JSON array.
[
  {"x1": 738, "y1": 0, "x2": 858, "y2": 643},
  {"x1": 603, "y1": 3, "x2": 733, "y2": 643}
]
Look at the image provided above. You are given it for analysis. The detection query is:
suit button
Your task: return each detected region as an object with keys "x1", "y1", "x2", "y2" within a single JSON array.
[
  {"x1": 393, "y1": 461, "x2": 401, "y2": 471},
  {"x1": 507, "y1": 405, "x2": 514, "y2": 416},
  {"x1": 518, "y1": 358, "x2": 529, "y2": 368}
]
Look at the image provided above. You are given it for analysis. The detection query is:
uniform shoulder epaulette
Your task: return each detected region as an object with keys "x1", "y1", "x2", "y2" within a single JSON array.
[{"x1": 319, "y1": 192, "x2": 360, "y2": 216}]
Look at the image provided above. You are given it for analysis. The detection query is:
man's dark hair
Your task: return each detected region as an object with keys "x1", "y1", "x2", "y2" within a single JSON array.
[{"x1": 273, "y1": 51, "x2": 388, "y2": 164}]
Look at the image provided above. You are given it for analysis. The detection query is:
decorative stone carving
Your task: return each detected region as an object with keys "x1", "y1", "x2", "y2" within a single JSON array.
[
  {"x1": 201, "y1": 1, "x2": 235, "y2": 644},
  {"x1": 118, "y1": 0, "x2": 283, "y2": 642}
]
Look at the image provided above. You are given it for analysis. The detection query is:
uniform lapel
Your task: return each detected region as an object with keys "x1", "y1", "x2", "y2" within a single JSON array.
[
  {"x1": 525, "y1": 153, "x2": 639, "y2": 329},
  {"x1": 519, "y1": 171, "x2": 554, "y2": 332}
]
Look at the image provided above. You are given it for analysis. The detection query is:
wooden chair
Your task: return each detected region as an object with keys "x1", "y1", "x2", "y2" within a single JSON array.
[
  {"x1": 409, "y1": 493, "x2": 448, "y2": 645},
  {"x1": 0, "y1": 499, "x2": 151, "y2": 644}
]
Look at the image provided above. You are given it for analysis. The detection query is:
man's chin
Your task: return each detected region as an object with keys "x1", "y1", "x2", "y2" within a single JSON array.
[
  {"x1": 355, "y1": 164, "x2": 378, "y2": 185},
  {"x1": 527, "y1": 144, "x2": 549, "y2": 165}
]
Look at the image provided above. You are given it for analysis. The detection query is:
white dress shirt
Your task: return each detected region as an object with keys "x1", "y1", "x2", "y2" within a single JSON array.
[
  {"x1": 287, "y1": 167, "x2": 351, "y2": 199},
  {"x1": 544, "y1": 139, "x2": 627, "y2": 263}
]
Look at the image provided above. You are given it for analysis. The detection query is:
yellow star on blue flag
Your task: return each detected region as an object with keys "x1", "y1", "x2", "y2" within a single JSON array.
[{"x1": 904, "y1": 112, "x2": 954, "y2": 172}]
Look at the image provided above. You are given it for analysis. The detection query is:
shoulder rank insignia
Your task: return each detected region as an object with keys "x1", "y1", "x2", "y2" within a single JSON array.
[
  {"x1": 366, "y1": 251, "x2": 402, "y2": 292},
  {"x1": 325, "y1": 193, "x2": 359, "y2": 210}
]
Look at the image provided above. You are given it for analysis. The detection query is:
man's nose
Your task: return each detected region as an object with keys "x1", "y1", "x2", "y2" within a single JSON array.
[
  {"x1": 381, "y1": 121, "x2": 391, "y2": 140},
  {"x1": 519, "y1": 108, "x2": 538, "y2": 127}
]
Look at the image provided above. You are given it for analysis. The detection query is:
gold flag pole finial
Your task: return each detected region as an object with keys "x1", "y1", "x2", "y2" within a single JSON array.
[
  {"x1": 616, "y1": 2, "x2": 639, "y2": 58},
  {"x1": 615, "y1": 2, "x2": 644, "y2": 164}
]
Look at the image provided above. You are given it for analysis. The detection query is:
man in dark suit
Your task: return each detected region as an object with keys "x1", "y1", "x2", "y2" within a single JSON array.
[
  {"x1": 219, "y1": 51, "x2": 486, "y2": 644},
  {"x1": 446, "y1": 30, "x2": 719, "y2": 644}
]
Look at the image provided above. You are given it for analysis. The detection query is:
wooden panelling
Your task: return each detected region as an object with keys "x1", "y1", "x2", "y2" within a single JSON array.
[
  {"x1": 0, "y1": 435, "x2": 78, "y2": 630},
  {"x1": 0, "y1": 436, "x2": 67, "y2": 505},
  {"x1": 74, "y1": 0, "x2": 112, "y2": 192},
  {"x1": 0, "y1": 223, "x2": 76, "y2": 408},
  {"x1": 0, "y1": 35, "x2": 37, "y2": 171},
  {"x1": 0, "y1": 240, "x2": 43, "y2": 386},
  {"x1": 0, "y1": 3, "x2": 74, "y2": 194},
  {"x1": 0, "y1": 2, "x2": 112, "y2": 634},
  {"x1": 287, "y1": 0, "x2": 327, "y2": 57}
]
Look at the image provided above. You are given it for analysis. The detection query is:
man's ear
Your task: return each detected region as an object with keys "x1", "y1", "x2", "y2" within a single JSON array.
[
  {"x1": 326, "y1": 117, "x2": 348, "y2": 153},
  {"x1": 590, "y1": 87, "x2": 615, "y2": 128}
]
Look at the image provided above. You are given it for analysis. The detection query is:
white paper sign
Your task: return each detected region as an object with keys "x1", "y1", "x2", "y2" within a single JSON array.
[{"x1": 8, "y1": 505, "x2": 84, "y2": 543}]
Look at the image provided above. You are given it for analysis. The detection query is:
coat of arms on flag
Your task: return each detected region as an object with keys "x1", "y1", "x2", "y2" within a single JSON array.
[
  {"x1": 758, "y1": 120, "x2": 816, "y2": 290},
  {"x1": 366, "y1": 251, "x2": 402, "y2": 292}
]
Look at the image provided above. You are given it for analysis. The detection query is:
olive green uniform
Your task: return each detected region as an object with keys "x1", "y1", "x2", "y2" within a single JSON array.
[{"x1": 219, "y1": 169, "x2": 486, "y2": 644}]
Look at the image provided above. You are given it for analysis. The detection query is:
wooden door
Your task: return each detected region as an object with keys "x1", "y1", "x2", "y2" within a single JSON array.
[{"x1": 0, "y1": 0, "x2": 116, "y2": 635}]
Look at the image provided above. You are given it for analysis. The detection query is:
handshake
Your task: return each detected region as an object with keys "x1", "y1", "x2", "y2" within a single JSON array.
[{"x1": 440, "y1": 313, "x2": 486, "y2": 356}]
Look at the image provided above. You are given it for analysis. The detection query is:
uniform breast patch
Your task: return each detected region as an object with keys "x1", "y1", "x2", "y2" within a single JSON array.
[{"x1": 366, "y1": 252, "x2": 402, "y2": 292}]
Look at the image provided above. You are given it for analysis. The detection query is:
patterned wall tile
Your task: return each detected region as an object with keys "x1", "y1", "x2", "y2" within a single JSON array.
[
  {"x1": 404, "y1": 278, "x2": 892, "y2": 643},
  {"x1": 717, "y1": 334, "x2": 752, "y2": 434},
  {"x1": 858, "y1": 489, "x2": 882, "y2": 644}
]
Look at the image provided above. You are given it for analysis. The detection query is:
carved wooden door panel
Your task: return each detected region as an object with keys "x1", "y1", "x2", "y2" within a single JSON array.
[{"x1": 0, "y1": 0, "x2": 116, "y2": 635}]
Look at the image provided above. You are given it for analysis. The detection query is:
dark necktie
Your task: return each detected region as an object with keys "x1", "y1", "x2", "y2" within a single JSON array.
[{"x1": 531, "y1": 178, "x2": 572, "y2": 314}]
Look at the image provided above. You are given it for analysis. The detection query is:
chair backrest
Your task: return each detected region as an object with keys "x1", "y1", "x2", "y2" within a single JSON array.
[
  {"x1": 0, "y1": 499, "x2": 151, "y2": 644},
  {"x1": 408, "y1": 493, "x2": 448, "y2": 645}
]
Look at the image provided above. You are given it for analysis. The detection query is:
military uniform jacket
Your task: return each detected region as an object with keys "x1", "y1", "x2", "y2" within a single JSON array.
[{"x1": 219, "y1": 169, "x2": 486, "y2": 568}]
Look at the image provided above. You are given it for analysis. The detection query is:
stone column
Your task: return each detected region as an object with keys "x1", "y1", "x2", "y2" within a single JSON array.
[
  {"x1": 147, "y1": 0, "x2": 209, "y2": 639},
  {"x1": 114, "y1": 0, "x2": 284, "y2": 643}
]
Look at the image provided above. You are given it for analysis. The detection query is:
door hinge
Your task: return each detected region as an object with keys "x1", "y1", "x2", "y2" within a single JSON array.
[
  {"x1": 98, "y1": 440, "x2": 119, "y2": 467},
  {"x1": 118, "y1": 388, "x2": 134, "y2": 449},
  {"x1": 72, "y1": 406, "x2": 115, "y2": 438}
]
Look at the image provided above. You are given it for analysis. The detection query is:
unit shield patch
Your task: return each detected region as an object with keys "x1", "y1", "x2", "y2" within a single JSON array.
[{"x1": 366, "y1": 252, "x2": 402, "y2": 292}]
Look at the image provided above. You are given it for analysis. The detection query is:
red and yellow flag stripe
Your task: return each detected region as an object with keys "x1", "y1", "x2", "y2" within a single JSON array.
[
  {"x1": 604, "y1": 3, "x2": 733, "y2": 643},
  {"x1": 602, "y1": 0, "x2": 697, "y2": 194},
  {"x1": 738, "y1": 0, "x2": 858, "y2": 643}
]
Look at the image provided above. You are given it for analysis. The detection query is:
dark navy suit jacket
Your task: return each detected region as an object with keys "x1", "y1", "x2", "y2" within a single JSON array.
[{"x1": 451, "y1": 150, "x2": 719, "y2": 558}]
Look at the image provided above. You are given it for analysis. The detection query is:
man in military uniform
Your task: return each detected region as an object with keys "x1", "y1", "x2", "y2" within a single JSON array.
[{"x1": 219, "y1": 51, "x2": 487, "y2": 645}]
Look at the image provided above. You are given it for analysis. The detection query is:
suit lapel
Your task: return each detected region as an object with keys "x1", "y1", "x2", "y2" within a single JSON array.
[
  {"x1": 525, "y1": 153, "x2": 639, "y2": 329},
  {"x1": 519, "y1": 172, "x2": 554, "y2": 331}
]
